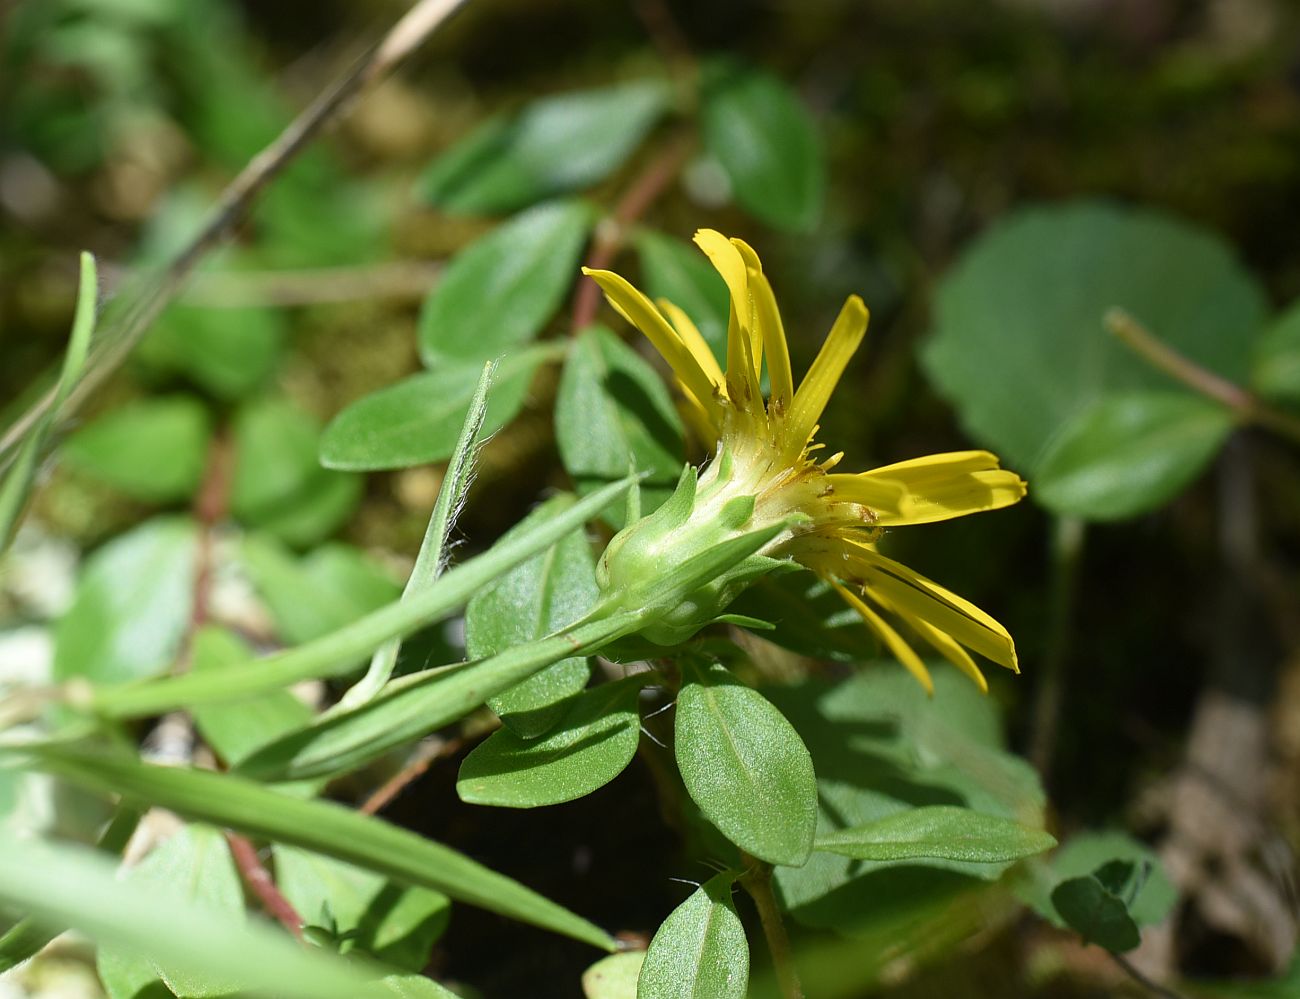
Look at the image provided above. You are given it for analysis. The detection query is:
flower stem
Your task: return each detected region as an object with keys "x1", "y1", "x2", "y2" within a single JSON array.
[
  {"x1": 739, "y1": 854, "x2": 803, "y2": 999},
  {"x1": 1028, "y1": 514, "x2": 1086, "y2": 782},
  {"x1": 1106, "y1": 308, "x2": 1300, "y2": 446}
]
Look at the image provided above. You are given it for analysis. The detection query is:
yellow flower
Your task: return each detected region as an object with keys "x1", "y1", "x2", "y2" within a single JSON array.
[{"x1": 583, "y1": 230, "x2": 1026, "y2": 693}]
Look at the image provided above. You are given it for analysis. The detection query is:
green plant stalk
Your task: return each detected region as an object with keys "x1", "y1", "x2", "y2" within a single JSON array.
[
  {"x1": 1028, "y1": 514, "x2": 1086, "y2": 781},
  {"x1": 88, "y1": 473, "x2": 639, "y2": 718},
  {"x1": 337, "y1": 361, "x2": 495, "y2": 711},
  {"x1": 0, "y1": 253, "x2": 97, "y2": 555},
  {"x1": 237, "y1": 607, "x2": 646, "y2": 782},
  {"x1": 16, "y1": 742, "x2": 615, "y2": 952},
  {"x1": 740, "y1": 855, "x2": 804, "y2": 999},
  {"x1": 0, "y1": 804, "x2": 138, "y2": 974},
  {"x1": 0, "y1": 828, "x2": 414, "y2": 999}
]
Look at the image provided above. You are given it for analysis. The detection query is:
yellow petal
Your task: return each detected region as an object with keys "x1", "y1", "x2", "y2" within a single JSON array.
[
  {"x1": 828, "y1": 577, "x2": 934, "y2": 695},
  {"x1": 582, "y1": 268, "x2": 721, "y2": 422},
  {"x1": 825, "y1": 473, "x2": 915, "y2": 521},
  {"x1": 745, "y1": 265, "x2": 794, "y2": 407},
  {"x1": 846, "y1": 545, "x2": 1018, "y2": 672},
  {"x1": 870, "y1": 589, "x2": 988, "y2": 692},
  {"x1": 831, "y1": 451, "x2": 1026, "y2": 526},
  {"x1": 693, "y1": 230, "x2": 760, "y2": 403},
  {"x1": 787, "y1": 295, "x2": 869, "y2": 451},
  {"x1": 658, "y1": 298, "x2": 726, "y2": 395}
]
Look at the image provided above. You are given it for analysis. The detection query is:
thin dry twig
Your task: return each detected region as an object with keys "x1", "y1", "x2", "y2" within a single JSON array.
[
  {"x1": 0, "y1": 0, "x2": 470, "y2": 461},
  {"x1": 360, "y1": 736, "x2": 464, "y2": 816}
]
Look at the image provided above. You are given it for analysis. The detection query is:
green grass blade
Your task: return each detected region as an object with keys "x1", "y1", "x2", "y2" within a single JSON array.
[
  {"x1": 238, "y1": 608, "x2": 643, "y2": 782},
  {"x1": 89, "y1": 473, "x2": 638, "y2": 718},
  {"x1": 0, "y1": 804, "x2": 138, "y2": 974},
  {"x1": 0, "y1": 829, "x2": 403, "y2": 999},
  {"x1": 338, "y1": 361, "x2": 495, "y2": 711},
  {"x1": 0, "y1": 253, "x2": 97, "y2": 554},
  {"x1": 17, "y1": 743, "x2": 615, "y2": 951}
]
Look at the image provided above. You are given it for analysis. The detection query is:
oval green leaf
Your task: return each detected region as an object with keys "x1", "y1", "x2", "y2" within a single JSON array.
[
  {"x1": 701, "y1": 63, "x2": 824, "y2": 233},
  {"x1": 466, "y1": 494, "x2": 600, "y2": 737},
  {"x1": 418, "y1": 81, "x2": 670, "y2": 215},
  {"x1": 419, "y1": 200, "x2": 593, "y2": 364},
  {"x1": 583, "y1": 951, "x2": 644, "y2": 999},
  {"x1": 275, "y1": 846, "x2": 450, "y2": 971},
  {"x1": 457, "y1": 675, "x2": 645, "y2": 807},
  {"x1": 556, "y1": 326, "x2": 684, "y2": 526},
  {"x1": 638, "y1": 873, "x2": 748, "y2": 999},
  {"x1": 674, "y1": 663, "x2": 817, "y2": 867},
  {"x1": 1050, "y1": 870, "x2": 1142, "y2": 953},
  {"x1": 1252, "y1": 297, "x2": 1300, "y2": 405},
  {"x1": 97, "y1": 825, "x2": 244, "y2": 999},
  {"x1": 320, "y1": 346, "x2": 552, "y2": 470},
  {"x1": 52, "y1": 516, "x2": 198, "y2": 685},
  {"x1": 62, "y1": 395, "x2": 211, "y2": 503},
  {"x1": 813, "y1": 805, "x2": 1055, "y2": 864},
  {"x1": 231, "y1": 398, "x2": 361, "y2": 546},
  {"x1": 924, "y1": 201, "x2": 1266, "y2": 477},
  {"x1": 1033, "y1": 391, "x2": 1234, "y2": 520}
]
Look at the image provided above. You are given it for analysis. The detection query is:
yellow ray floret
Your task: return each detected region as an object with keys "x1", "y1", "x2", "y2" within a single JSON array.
[{"x1": 584, "y1": 228, "x2": 1027, "y2": 692}]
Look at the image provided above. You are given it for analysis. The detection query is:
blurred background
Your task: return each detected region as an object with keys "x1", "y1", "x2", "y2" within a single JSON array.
[{"x1": 2, "y1": 0, "x2": 1300, "y2": 996}]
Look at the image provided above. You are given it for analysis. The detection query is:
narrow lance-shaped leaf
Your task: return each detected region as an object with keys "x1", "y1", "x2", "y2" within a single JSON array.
[
  {"x1": 638, "y1": 873, "x2": 748, "y2": 999},
  {"x1": 339, "y1": 361, "x2": 495, "y2": 710},
  {"x1": 237, "y1": 609, "x2": 644, "y2": 783},
  {"x1": 17, "y1": 743, "x2": 615, "y2": 951},
  {"x1": 88, "y1": 474, "x2": 638, "y2": 718},
  {"x1": 813, "y1": 805, "x2": 1056, "y2": 864},
  {"x1": 0, "y1": 829, "x2": 403, "y2": 999},
  {"x1": 0, "y1": 252, "x2": 97, "y2": 554}
]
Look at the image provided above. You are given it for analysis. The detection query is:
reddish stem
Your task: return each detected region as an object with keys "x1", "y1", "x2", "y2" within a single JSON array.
[
  {"x1": 571, "y1": 133, "x2": 694, "y2": 332},
  {"x1": 224, "y1": 832, "x2": 304, "y2": 939}
]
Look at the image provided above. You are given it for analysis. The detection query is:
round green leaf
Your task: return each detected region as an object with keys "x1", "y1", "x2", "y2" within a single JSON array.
[
  {"x1": 702, "y1": 63, "x2": 825, "y2": 233},
  {"x1": 582, "y1": 951, "x2": 644, "y2": 999},
  {"x1": 418, "y1": 201, "x2": 593, "y2": 364},
  {"x1": 638, "y1": 873, "x2": 748, "y2": 999},
  {"x1": 274, "y1": 846, "x2": 450, "y2": 971},
  {"x1": 456, "y1": 675, "x2": 645, "y2": 807},
  {"x1": 675, "y1": 663, "x2": 817, "y2": 867},
  {"x1": 231, "y1": 398, "x2": 361, "y2": 546},
  {"x1": 1033, "y1": 391, "x2": 1234, "y2": 520},
  {"x1": 1253, "y1": 297, "x2": 1300, "y2": 405},
  {"x1": 98, "y1": 825, "x2": 245, "y2": 998},
  {"x1": 52, "y1": 516, "x2": 198, "y2": 685},
  {"x1": 418, "y1": 81, "x2": 670, "y2": 215},
  {"x1": 467, "y1": 494, "x2": 600, "y2": 737},
  {"x1": 555, "y1": 326, "x2": 684, "y2": 525},
  {"x1": 924, "y1": 201, "x2": 1267, "y2": 476},
  {"x1": 139, "y1": 302, "x2": 285, "y2": 400},
  {"x1": 1016, "y1": 830, "x2": 1176, "y2": 931},
  {"x1": 63, "y1": 395, "x2": 211, "y2": 503},
  {"x1": 320, "y1": 347, "x2": 550, "y2": 471},
  {"x1": 813, "y1": 805, "x2": 1055, "y2": 864},
  {"x1": 1050, "y1": 872, "x2": 1142, "y2": 953}
]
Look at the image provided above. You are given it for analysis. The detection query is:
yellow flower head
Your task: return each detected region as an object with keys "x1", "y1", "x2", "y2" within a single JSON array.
[{"x1": 583, "y1": 230, "x2": 1026, "y2": 693}]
